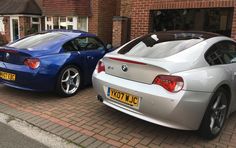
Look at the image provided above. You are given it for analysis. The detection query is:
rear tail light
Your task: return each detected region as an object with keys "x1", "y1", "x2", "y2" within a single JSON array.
[
  {"x1": 24, "y1": 58, "x2": 40, "y2": 69},
  {"x1": 97, "y1": 60, "x2": 105, "y2": 73},
  {"x1": 153, "y1": 75, "x2": 184, "y2": 93}
]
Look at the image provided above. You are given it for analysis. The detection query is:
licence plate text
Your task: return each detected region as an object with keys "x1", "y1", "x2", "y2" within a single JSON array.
[
  {"x1": 0, "y1": 71, "x2": 16, "y2": 81},
  {"x1": 108, "y1": 88, "x2": 139, "y2": 108}
]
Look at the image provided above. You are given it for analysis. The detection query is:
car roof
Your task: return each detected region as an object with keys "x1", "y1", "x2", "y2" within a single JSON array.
[
  {"x1": 6, "y1": 29, "x2": 98, "y2": 54},
  {"x1": 132, "y1": 31, "x2": 221, "y2": 48},
  {"x1": 152, "y1": 30, "x2": 221, "y2": 40},
  {"x1": 40, "y1": 29, "x2": 96, "y2": 38}
]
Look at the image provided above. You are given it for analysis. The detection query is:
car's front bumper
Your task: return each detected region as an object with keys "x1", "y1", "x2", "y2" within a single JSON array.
[{"x1": 92, "y1": 72, "x2": 213, "y2": 130}]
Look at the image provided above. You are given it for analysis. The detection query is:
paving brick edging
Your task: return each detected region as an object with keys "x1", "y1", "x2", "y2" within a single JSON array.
[
  {"x1": 0, "y1": 101, "x2": 114, "y2": 148},
  {"x1": 1, "y1": 85, "x2": 236, "y2": 148}
]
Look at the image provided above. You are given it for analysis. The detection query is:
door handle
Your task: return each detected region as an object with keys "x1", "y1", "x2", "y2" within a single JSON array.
[{"x1": 87, "y1": 56, "x2": 94, "y2": 60}]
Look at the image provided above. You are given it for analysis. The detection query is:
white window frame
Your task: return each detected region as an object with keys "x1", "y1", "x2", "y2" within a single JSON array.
[
  {"x1": 10, "y1": 16, "x2": 20, "y2": 42},
  {"x1": 45, "y1": 16, "x2": 88, "y2": 31},
  {"x1": 77, "y1": 17, "x2": 88, "y2": 32},
  {"x1": 45, "y1": 16, "x2": 53, "y2": 30},
  {"x1": 0, "y1": 17, "x2": 5, "y2": 34},
  {"x1": 31, "y1": 17, "x2": 41, "y2": 32}
]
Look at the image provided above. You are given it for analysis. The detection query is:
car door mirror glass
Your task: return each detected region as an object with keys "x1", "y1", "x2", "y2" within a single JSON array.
[
  {"x1": 106, "y1": 44, "x2": 112, "y2": 49},
  {"x1": 231, "y1": 58, "x2": 236, "y2": 63}
]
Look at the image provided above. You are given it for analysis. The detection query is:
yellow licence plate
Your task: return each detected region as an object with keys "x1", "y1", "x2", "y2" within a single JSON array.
[
  {"x1": 0, "y1": 71, "x2": 16, "y2": 81},
  {"x1": 108, "y1": 88, "x2": 140, "y2": 108}
]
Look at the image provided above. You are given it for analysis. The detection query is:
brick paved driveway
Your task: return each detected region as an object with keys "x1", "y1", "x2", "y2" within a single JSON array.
[{"x1": 0, "y1": 84, "x2": 235, "y2": 148}]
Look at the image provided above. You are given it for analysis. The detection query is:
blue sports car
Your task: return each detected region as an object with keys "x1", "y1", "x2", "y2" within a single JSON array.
[{"x1": 0, "y1": 30, "x2": 112, "y2": 97}]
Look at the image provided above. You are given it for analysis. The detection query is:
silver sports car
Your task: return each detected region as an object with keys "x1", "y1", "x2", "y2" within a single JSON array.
[{"x1": 92, "y1": 31, "x2": 236, "y2": 139}]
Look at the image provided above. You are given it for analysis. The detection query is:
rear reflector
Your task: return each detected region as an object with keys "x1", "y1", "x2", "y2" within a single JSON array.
[
  {"x1": 153, "y1": 75, "x2": 184, "y2": 93},
  {"x1": 109, "y1": 57, "x2": 146, "y2": 65},
  {"x1": 24, "y1": 58, "x2": 40, "y2": 69},
  {"x1": 0, "y1": 49, "x2": 17, "y2": 53},
  {"x1": 97, "y1": 60, "x2": 105, "y2": 73}
]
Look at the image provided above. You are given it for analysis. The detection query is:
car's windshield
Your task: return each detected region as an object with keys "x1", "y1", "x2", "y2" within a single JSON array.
[
  {"x1": 8, "y1": 32, "x2": 66, "y2": 50},
  {"x1": 118, "y1": 34, "x2": 204, "y2": 58}
]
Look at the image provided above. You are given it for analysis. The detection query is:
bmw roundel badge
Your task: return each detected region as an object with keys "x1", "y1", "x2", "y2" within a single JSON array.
[{"x1": 121, "y1": 64, "x2": 128, "y2": 72}]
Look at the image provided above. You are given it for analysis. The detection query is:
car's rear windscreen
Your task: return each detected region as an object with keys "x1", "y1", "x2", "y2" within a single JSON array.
[
  {"x1": 118, "y1": 34, "x2": 204, "y2": 58},
  {"x1": 8, "y1": 32, "x2": 66, "y2": 50}
]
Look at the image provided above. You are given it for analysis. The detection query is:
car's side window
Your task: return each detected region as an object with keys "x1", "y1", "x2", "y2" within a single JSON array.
[
  {"x1": 225, "y1": 42, "x2": 236, "y2": 63},
  {"x1": 73, "y1": 37, "x2": 105, "y2": 51},
  {"x1": 63, "y1": 40, "x2": 79, "y2": 52},
  {"x1": 205, "y1": 41, "x2": 236, "y2": 65}
]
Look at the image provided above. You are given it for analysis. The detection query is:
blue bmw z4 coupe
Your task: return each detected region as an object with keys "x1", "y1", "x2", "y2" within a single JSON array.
[{"x1": 0, "y1": 30, "x2": 113, "y2": 97}]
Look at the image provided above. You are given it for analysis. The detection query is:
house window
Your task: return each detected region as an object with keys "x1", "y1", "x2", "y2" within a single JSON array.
[
  {"x1": 67, "y1": 17, "x2": 74, "y2": 30},
  {"x1": 151, "y1": 8, "x2": 233, "y2": 37},
  {"x1": 77, "y1": 17, "x2": 88, "y2": 32},
  {"x1": 31, "y1": 17, "x2": 41, "y2": 33},
  {"x1": 45, "y1": 17, "x2": 53, "y2": 30},
  {"x1": 53, "y1": 17, "x2": 59, "y2": 29},
  {"x1": 45, "y1": 16, "x2": 88, "y2": 31},
  {"x1": 0, "y1": 17, "x2": 4, "y2": 34},
  {"x1": 60, "y1": 17, "x2": 66, "y2": 29}
]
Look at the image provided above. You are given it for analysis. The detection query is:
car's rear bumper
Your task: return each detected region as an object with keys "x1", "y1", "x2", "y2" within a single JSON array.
[
  {"x1": 0, "y1": 62, "x2": 55, "y2": 91},
  {"x1": 92, "y1": 72, "x2": 213, "y2": 130}
]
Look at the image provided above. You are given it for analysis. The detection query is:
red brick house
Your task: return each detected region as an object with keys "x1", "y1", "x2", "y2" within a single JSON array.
[
  {"x1": 113, "y1": 0, "x2": 236, "y2": 47},
  {"x1": 0, "y1": 0, "x2": 42, "y2": 42},
  {"x1": 0, "y1": 0, "x2": 118, "y2": 44},
  {"x1": 43, "y1": 0, "x2": 118, "y2": 44},
  {"x1": 3, "y1": 0, "x2": 235, "y2": 47}
]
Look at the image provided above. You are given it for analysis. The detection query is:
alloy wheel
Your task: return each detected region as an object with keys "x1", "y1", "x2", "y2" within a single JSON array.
[
  {"x1": 209, "y1": 92, "x2": 227, "y2": 135},
  {"x1": 61, "y1": 67, "x2": 80, "y2": 95}
]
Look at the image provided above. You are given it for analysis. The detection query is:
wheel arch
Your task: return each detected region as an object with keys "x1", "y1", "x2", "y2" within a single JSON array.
[
  {"x1": 198, "y1": 82, "x2": 231, "y2": 139},
  {"x1": 214, "y1": 83, "x2": 232, "y2": 116},
  {"x1": 212, "y1": 82, "x2": 231, "y2": 103}
]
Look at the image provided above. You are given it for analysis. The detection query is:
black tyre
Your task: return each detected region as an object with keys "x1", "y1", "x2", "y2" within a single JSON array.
[
  {"x1": 199, "y1": 88, "x2": 229, "y2": 139},
  {"x1": 56, "y1": 65, "x2": 81, "y2": 97}
]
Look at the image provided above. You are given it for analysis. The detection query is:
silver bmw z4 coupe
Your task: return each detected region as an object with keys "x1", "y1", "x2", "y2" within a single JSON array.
[{"x1": 92, "y1": 31, "x2": 236, "y2": 139}]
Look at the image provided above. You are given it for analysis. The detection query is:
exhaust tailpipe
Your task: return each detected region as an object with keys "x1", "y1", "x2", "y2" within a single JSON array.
[{"x1": 97, "y1": 95, "x2": 103, "y2": 102}]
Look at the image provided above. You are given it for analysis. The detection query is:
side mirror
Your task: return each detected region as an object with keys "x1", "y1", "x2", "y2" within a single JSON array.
[
  {"x1": 231, "y1": 58, "x2": 236, "y2": 63},
  {"x1": 106, "y1": 44, "x2": 112, "y2": 49}
]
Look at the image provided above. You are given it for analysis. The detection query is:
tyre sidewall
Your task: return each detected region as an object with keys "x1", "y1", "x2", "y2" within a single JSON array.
[{"x1": 199, "y1": 88, "x2": 229, "y2": 139}]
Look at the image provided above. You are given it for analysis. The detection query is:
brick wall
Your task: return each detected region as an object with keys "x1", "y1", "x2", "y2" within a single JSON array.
[
  {"x1": 3, "y1": 16, "x2": 10, "y2": 42},
  {"x1": 116, "y1": 0, "x2": 121, "y2": 16},
  {"x1": 88, "y1": 0, "x2": 99, "y2": 35},
  {"x1": 89, "y1": 0, "x2": 118, "y2": 44},
  {"x1": 120, "y1": 0, "x2": 131, "y2": 17},
  {"x1": 129, "y1": 0, "x2": 235, "y2": 39},
  {"x1": 112, "y1": 0, "x2": 132, "y2": 47},
  {"x1": 42, "y1": 0, "x2": 90, "y2": 16},
  {"x1": 112, "y1": 17, "x2": 130, "y2": 47},
  {"x1": 231, "y1": 2, "x2": 236, "y2": 39},
  {"x1": 98, "y1": 0, "x2": 117, "y2": 44},
  {"x1": 112, "y1": 18, "x2": 122, "y2": 47},
  {"x1": 19, "y1": 16, "x2": 31, "y2": 38}
]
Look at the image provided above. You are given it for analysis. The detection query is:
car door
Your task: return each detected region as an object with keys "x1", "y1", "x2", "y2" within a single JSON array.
[
  {"x1": 221, "y1": 41, "x2": 236, "y2": 111},
  {"x1": 206, "y1": 41, "x2": 236, "y2": 111},
  {"x1": 74, "y1": 36, "x2": 107, "y2": 79}
]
